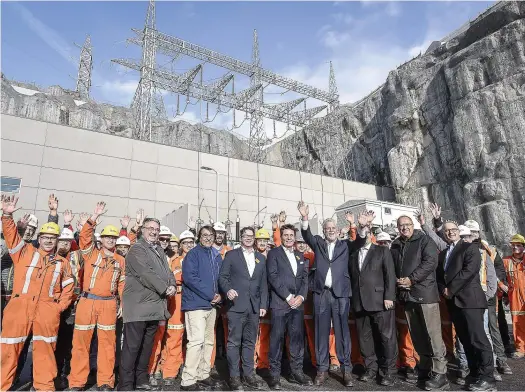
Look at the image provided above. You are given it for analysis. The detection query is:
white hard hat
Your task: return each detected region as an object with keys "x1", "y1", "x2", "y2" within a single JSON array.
[
  {"x1": 58, "y1": 228, "x2": 74, "y2": 241},
  {"x1": 116, "y1": 236, "x2": 131, "y2": 246},
  {"x1": 159, "y1": 226, "x2": 173, "y2": 237},
  {"x1": 463, "y1": 220, "x2": 480, "y2": 232},
  {"x1": 376, "y1": 232, "x2": 392, "y2": 242},
  {"x1": 95, "y1": 233, "x2": 101, "y2": 241},
  {"x1": 213, "y1": 222, "x2": 226, "y2": 232},
  {"x1": 28, "y1": 214, "x2": 39, "y2": 228},
  {"x1": 179, "y1": 230, "x2": 195, "y2": 241},
  {"x1": 458, "y1": 225, "x2": 471, "y2": 237}
]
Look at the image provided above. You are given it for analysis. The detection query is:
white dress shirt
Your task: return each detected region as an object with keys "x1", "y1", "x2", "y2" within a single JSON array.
[
  {"x1": 301, "y1": 220, "x2": 336, "y2": 288},
  {"x1": 242, "y1": 247, "x2": 256, "y2": 277},
  {"x1": 283, "y1": 246, "x2": 297, "y2": 276},
  {"x1": 358, "y1": 242, "x2": 372, "y2": 271}
]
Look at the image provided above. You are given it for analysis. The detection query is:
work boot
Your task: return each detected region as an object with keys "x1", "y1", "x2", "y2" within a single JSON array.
[
  {"x1": 314, "y1": 371, "x2": 328, "y2": 386},
  {"x1": 404, "y1": 367, "x2": 417, "y2": 384},
  {"x1": 468, "y1": 379, "x2": 497, "y2": 391},
  {"x1": 424, "y1": 372, "x2": 449, "y2": 391},
  {"x1": 97, "y1": 385, "x2": 113, "y2": 391},
  {"x1": 496, "y1": 360, "x2": 512, "y2": 375},
  {"x1": 342, "y1": 371, "x2": 354, "y2": 387},
  {"x1": 288, "y1": 371, "x2": 313, "y2": 386},
  {"x1": 380, "y1": 374, "x2": 395, "y2": 387},
  {"x1": 242, "y1": 375, "x2": 263, "y2": 390},
  {"x1": 358, "y1": 369, "x2": 376, "y2": 382},
  {"x1": 418, "y1": 369, "x2": 431, "y2": 382},
  {"x1": 162, "y1": 378, "x2": 176, "y2": 387},
  {"x1": 267, "y1": 376, "x2": 281, "y2": 390},
  {"x1": 329, "y1": 364, "x2": 340, "y2": 373},
  {"x1": 198, "y1": 377, "x2": 221, "y2": 389},
  {"x1": 180, "y1": 384, "x2": 202, "y2": 391},
  {"x1": 229, "y1": 376, "x2": 244, "y2": 391},
  {"x1": 210, "y1": 366, "x2": 220, "y2": 377},
  {"x1": 136, "y1": 383, "x2": 152, "y2": 391},
  {"x1": 511, "y1": 351, "x2": 524, "y2": 359},
  {"x1": 65, "y1": 388, "x2": 83, "y2": 391},
  {"x1": 493, "y1": 370, "x2": 502, "y2": 382}
]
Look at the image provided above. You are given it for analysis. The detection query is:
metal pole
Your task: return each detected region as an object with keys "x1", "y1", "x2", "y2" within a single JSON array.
[{"x1": 215, "y1": 170, "x2": 219, "y2": 223}]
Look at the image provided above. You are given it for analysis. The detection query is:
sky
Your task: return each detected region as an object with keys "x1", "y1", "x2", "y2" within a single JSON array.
[{"x1": 1, "y1": 0, "x2": 495, "y2": 139}]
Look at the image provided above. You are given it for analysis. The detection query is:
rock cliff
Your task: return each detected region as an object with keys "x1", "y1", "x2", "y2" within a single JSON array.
[{"x1": 268, "y1": 1, "x2": 525, "y2": 250}]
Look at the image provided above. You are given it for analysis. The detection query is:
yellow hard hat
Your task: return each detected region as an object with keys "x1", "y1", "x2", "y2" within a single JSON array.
[
  {"x1": 100, "y1": 225, "x2": 119, "y2": 237},
  {"x1": 510, "y1": 234, "x2": 525, "y2": 245},
  {"x1": 170, "y1": 234, "x2": 179, "y2": 243},
  {"x1": 255, "y1": 228, "x2": 270, "y2": 240},
  {"x1": 39, "y1": 222, "x2": 60, "y2": 236}
]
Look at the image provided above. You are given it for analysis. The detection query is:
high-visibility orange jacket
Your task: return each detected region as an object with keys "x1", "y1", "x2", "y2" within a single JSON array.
[{"x1": 78, "y1": 219, "x2": 125, "y2": 298}]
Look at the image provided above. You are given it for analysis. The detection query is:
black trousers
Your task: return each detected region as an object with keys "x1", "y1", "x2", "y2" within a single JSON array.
[
  {"x1": 355, "y1": 309, "x2": 397, "y2": 376},
  {"x1": 269, "y1": 308, "x2": 304, "y2": 377},
  {"x1": 227, "y1": 310, "x2": 259, "y2": 377},
  {"x1": 447, "y1": 302, "x2": 495, "y2": 382},
  {"x1": 314, "y1": 290, "x2": 351, "y2": 372},
  {"x1": 55, "y1": 311, "x2": 75, "y2": 378},
  {"x1": 118, "y1": 320, "x2": 159, "y2": 391},
  {"x1": 498, "y1": 297, "x2": 511, "y2": 349}
]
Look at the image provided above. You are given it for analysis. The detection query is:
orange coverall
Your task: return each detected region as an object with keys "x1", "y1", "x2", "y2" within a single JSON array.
[
  {"x1": 1, "y1": 215, "x2": 74, "y2": 391},
  {"x1": 68, "y1": 219, "x2": 125, "y2": 389},
  {"x1": 161, "y1": 255, "x2": 186, "y2": 379},
  {"x1": 503, "y1": 255, "x2": 525, "y2": 354},
  {"x1": 211, "y1": 245, "x2": 231, "y2": 368}
]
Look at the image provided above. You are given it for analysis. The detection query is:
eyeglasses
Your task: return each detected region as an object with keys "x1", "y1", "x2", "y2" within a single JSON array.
[
  {"x1": 143, "y1": 227, "x2": 160, "y2": 233},
  {"x1": 242, "y1": 235, "x2": 254, "y2": 239},
  {"x1": 158, "y1": 238, "x2": 170, "y2": 242},
  {"x1": 181, "y1": 241, "x2": 195, "y2": 246},
  {"x1": 398, "y1": 224, "x2": 413, "y2": 228},
  {"x1": 200, "y1": 234, "x2": 215, "y2": 239},
  {"x1": 444, "y1": 228, "x2": 459, "y2": 233}
]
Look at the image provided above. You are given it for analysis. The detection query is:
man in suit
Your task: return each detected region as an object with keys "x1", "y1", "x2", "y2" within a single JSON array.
[
  {"x1": 266, "y1": 224, "x2": 312, "y2": 390},
  {"x1": 349, "y1": 226, "x2": 397, "y2": 386},
  {"x1": 437, "y1": 221, "x2": 496, "y2": 392},
  {"x1": 219, "y1": 227, "x2": 268, "y2": 391},
  {"x1": 298, "y1": 201, "x2": 370, "y2": 387}
]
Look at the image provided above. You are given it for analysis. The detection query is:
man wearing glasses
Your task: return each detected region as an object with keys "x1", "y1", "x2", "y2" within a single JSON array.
[
  {"x1": 119, "y1": 217, "x2": 176, "y2": 391},
  {"x1": 390, "y1": 215, "x2": 449, "y2": 391},
  {"x1": 180, "y1": 226, "x2": 222, "y2": 391}
]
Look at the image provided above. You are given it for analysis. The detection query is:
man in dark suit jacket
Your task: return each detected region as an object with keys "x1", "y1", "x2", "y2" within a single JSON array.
[
  {"x1": 349, "y1": 229, "x2": 397, "y2": 386},
  {"x1": 437, "y1": 221, "x2": 495, "y2": 391},
  {"x1": 266, "y1": 224, "x2": 311, "y2": 390},
  {"x1": 219, "y1": 227, "x2": 268, "y2": 391},
  {"x1": 298, "y1": 202, "x2": 369, "y2": 387}
]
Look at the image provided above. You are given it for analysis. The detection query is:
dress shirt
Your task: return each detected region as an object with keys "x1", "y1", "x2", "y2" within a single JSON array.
[
  {"x1": 444, "y1": 240, "x2": 460, "y2": 270},
  {"x1": 282, "y1": 246, "x2": 305, "y2": 303},
  {"x1": 358, "y1": 242, "x2": 372, "y2": 271},
  {"x1": 242, "y1": 247, "x2": 256, "y2": 277}
]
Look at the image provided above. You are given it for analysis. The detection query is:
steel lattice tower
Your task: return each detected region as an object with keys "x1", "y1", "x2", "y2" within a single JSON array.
[
  {"x1": 249, "y1": 29, "x2": 265, "y2": 162},
  {"x1": 131, "y1": 0, "x2": 157, "y2": 140},
  {"x1": 76, "y1": 36, "x2": 93, "y2": 100},
  {"x1": 329, "y1": 61, "x2": 339, "y2": 112}
]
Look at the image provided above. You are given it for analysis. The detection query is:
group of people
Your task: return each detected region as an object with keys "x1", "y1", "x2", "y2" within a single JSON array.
[{"x1": 1, "y1": 192, "x2": 525, "y2": 392}]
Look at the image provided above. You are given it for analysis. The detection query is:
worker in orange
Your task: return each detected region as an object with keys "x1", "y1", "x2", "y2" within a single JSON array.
[
  {"x1": 68, "y1": 201, "x2": 125, "y2": 391},
  {"x1": 1, "y1": 195, "x2": 74, "y2": 391},
  {"x1": 148, "y1": 225, "x2": 176, "y2": 385},
  {"x1": 211, "y1": 222, "x2": 232, "y2": 372},
  {"x1": 501, "y1": 234, "x2": 525, "y2": 358},
  {"x1": 162, "y1": 230, "x2": 195, "y2": 386},
  {"x1": 170, "y1": 234, "x2": 180, "y2": 256}
]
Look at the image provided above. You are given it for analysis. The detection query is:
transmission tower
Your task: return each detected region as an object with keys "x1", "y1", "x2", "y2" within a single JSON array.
[
  {"x1": 329, "y1": 61, "x2": 339, "y2": 113},
  {"x1": 249, "y1": 30, "x2": 265, "y2": 161},
  {"x1": 75, "y1": 35, "x2": 93, "y2": 100}
]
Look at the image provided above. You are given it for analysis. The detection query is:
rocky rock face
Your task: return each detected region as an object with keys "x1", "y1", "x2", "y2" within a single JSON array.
[
  {"x1": 269, "y1": 1, "x2": 525, "y2": 251},
  {"x1": 0, "y1": 75, "x2": 248, "y2": 158}
]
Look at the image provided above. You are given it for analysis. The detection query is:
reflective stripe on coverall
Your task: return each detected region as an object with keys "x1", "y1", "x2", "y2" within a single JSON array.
[
  {"x1": 0, "y1": 215, "x2": 74, "y2": 391},
  {"x1": 68, "y1": 219, "x2": 125, "y2": 389},
  {"x1": 503, "y1": 255, "x2": 525, "y2": 353}
]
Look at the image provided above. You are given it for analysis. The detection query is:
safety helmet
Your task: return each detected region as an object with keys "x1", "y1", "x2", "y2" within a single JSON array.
[
  {"x1": 100, "y1": 225, "x2": 119, "y2": 237},
  {"x1": 463, "y1": 220, "x2": 480, "y2": 232},
  {"x1": 170, "y1": 234, "x2": 179, "y2": 243},
  {"x1": 116, "y1": 236, "x2": 131, "y2": 246},
  {"x1": 27, "y1": 214, "x2": 39, "y2": 228},
  {"x1": 295, "y1": 233, "x2": 305, "y2": 243},
  {"x1": 179, "y1": 230, "x2": 195, "y2": 241},
  {"x1": 213, "y1": 222, "x2": 227, "y2": 232},
  {"x1": 255, "y1": 228, "x2": 270, "y2": 240},
  {"x1": 39, "y1": 222, "x2": 60, "y2": 236},
  {"x1": 510, "y1": 234, "x2": 525, "y2": 245},
  {"x1": 376, "y1": 232, "x2": 392, "y2": 242},
  {"x1": 159, "y1": 226, "x2": 173, "y2": 237},
  {"x1": 458, "y1": 225, "x2": 471, "y2": 237},
  {"x1": 58, "y1": 228, "x2": 74, "y2": 241}
]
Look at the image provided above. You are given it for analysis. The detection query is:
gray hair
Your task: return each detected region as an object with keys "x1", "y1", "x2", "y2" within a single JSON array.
[
  {"x1": 396, "y1": 215, "x2": 413, "y2": 225},
  {"x1": 142, "y1": 217, "x2": 160, "y2": 227},
  {"x1": 322, "y1": 218, "x2": 337, "y2": 229}
]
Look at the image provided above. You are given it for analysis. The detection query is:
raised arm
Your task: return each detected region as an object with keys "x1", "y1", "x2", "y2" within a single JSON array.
[{"x1": 1, "y1": 195, "x2": 30, "y2": 264}]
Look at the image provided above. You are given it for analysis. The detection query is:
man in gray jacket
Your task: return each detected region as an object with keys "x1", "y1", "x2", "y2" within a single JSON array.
[{"x1": 118, "y1": 217, "x2": 176, "y2": 391}]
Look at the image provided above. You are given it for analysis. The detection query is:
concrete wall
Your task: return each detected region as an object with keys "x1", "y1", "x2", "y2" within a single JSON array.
[{"x1": 1, "y1": 115, "x2": 395, "y2": 234}]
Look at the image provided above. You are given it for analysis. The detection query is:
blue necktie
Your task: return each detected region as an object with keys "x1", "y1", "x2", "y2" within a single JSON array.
[{"x1": 444, "y1": 244, "x2": 454, "y2": 270}]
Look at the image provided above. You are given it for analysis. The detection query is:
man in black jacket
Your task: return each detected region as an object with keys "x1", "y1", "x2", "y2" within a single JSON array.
[
  {"x1": 299, "y1": 202, "x2": 369, "y2": 388},
  {"x1": 349, "y1": 228, "x2": 397, "y2": 386},
  {"x1": 437, "y1": 221, "x2": 496, "y2": 391},
  {"x1": 219, "y1": 226, "x2": 268, "y2": 391},
  {"x1": 266, "y1": 224, "x2": 312, "y2": 390},
  {"x1": 390, "y1": 216, "x2": 449, "y2": 391}
]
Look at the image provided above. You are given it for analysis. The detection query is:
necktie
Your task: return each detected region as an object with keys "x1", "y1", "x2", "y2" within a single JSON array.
[{"x1": 444, "y1": 244, "x2": 454, "y2": 270}]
